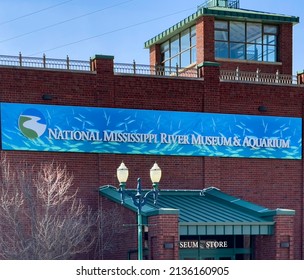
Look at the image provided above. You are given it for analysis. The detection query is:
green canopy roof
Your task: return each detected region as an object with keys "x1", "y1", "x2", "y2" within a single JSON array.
[
  {"x1": 144, "y1": 6, "x2": 299, "y2": 48},
  {"x1": 99, "y1": 186, "x2": 295, "y2": 236}
]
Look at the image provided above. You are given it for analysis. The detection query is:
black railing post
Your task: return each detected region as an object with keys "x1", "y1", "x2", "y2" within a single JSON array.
[
  {"x1": 43, "y1": 54, "x2": 46, "y2": 68},
  {"x1": 67, "y1": 55, "x2": 70, "y2": 70},
  {"x1": 19, "y1": 52, "x2": 22, "y2": 67},
  {"x1": 133, "y1": 60, "x2": 136, "y2": 74}
]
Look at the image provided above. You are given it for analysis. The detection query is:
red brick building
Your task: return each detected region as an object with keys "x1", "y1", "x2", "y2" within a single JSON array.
[{"x1": 1, "y1": 0, "x2": 304, "y2": 260}]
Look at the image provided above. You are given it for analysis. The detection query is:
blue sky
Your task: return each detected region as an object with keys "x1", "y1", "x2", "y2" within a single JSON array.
[{"x1": 0, "y1": 0, "x2": 302, "y2": 74}]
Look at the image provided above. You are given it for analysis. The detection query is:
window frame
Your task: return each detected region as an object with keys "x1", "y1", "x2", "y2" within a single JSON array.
[
  {"x1": 214, "y1": 20, "x2": 278, "y2": 62},
  {"x1": 160, "y1": 26, "x2": 197, "y2": 69}
]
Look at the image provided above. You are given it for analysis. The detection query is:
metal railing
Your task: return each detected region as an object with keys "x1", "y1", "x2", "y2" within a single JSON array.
[
  {"x1": 220, "y1": 68, "x2": 298, "y2": 85},
  {"x1": 198, "y1": 0, "x2": 240, "y2": 10},
  {"x1": 0, "y1": 53, "x2": 91, "y2": 71},
  {"x1": 0, "y1": 53, "x2": 301, "y2": 86},
  {"x1": 114, "y1": 61, "x2": 199, "y2": 78},
  {"x1": 114, "y1": 62, "x2": 300, "y2": 86}
]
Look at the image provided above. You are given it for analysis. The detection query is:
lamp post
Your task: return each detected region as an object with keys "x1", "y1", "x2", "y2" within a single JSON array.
[{"x1": 117, "y1": 162, "x2": 161, "y2": 260}]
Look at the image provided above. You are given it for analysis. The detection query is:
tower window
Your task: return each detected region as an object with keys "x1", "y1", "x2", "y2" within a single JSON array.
[
  {"x1": 215, "y1": 20, "x2": 278, "y2": 62},
  {"x1": 160, "y1": 26, "x2": 197, "y2": 69}
]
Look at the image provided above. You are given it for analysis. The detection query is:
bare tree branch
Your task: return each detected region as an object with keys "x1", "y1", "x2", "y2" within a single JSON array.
[{"x1": 0, "y1": 154, "x2": 99, "y2": 260}]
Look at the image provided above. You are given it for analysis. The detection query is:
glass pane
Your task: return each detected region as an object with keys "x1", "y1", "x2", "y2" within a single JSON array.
[
  {"x1": 161, "y1": 41, "x2": 169, "y2": 53},
  {"x1": 181, "y1": 50, "x2": 190, "y2": 67},
  {"x1": 161, "y1": 50, "x2": 170, "y2": 63},
  {"x1": 264, "y1": 25, "x2": 278, "y2": 34},
  {"x1": 247, "y1": 44, "x2": 262, "y2": 61},
  {"x1": 181, "y1": 29, "x2": 190, "y2": 51},
  {"x1": 263, "y1": 45, "x2": 276, "y2": 62},
  {"x1": 236, "y1": 254, "x2": 251, "y2": 260},
  {"x1": 171, "y1": 35, "x2": 180, "y2": 56},
  {"x1": 247, "y1": 23, "x2": 262, "y2": 44},
  {"x1": 190, "y1": 28, "x2": 196, "y2": 46},
  {"x1": 191, "y1": 34, "x2": 196, "y2": 47},
  {"x1": 215, "y1": 41, "x2": 228, "y2": 58},
  {"x1": 263, "y1": 34, "x2": 276, "y2": 45},
  {"x1": 215, "y1": 20, "x2": 228, "y2": 30},
  {"x1": 191, "y1": 47, "x2": 197, "y2": 64},
  {"x1": 215, "y1": 30, "x2": 228, "y2": 41},
  {"x1": 230, "y1": 43, "x2": 245, "y2": 59},
  {"x1": 191, "y1": 26, "x2": 196, "y2": 36},
  {"x1": 230, "y1": 22, "x2": 245, "y2": 42},
  {"x1": 171, "y1": 55, "x2": 179, "y2": 68}
]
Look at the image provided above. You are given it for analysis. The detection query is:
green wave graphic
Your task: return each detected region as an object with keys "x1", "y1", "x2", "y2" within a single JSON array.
[{"x1": 19, "y1": 116, "x2": 39, "y2": 139}]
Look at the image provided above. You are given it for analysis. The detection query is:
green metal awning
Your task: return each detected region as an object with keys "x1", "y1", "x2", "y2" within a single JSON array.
[
  {"x1": 99, "y1": 186, "x2": 295, "y2": 236},
  {"x1": 144, "y1": 7, "x2": 299, "y2": 48}
]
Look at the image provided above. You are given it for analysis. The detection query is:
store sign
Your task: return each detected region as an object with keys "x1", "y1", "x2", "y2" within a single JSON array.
[
  {"x1": 179, "y1": 241, "x2": 228, "y2": 249},
  {"x1": 0, "y1": 103, "x2": 302, "y2": 159}
]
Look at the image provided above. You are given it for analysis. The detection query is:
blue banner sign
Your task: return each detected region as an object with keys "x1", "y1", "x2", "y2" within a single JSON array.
[{"x1": 0, "y1": 103, "x2": 302, "y2": 159}]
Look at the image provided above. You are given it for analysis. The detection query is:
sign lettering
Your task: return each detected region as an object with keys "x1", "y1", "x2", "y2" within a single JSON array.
[{"x1": 1, "y1": 103, "x2": 301, "y2": 159}]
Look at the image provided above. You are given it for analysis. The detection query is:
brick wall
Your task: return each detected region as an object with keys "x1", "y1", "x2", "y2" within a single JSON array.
[
  {"x1": 255, "y1": 215, "x2": 295, "y2": 260},
  {"x1": 99, "y1": 197, "x2": 138, "y2": 260},
  {"x1": 148, "y1": 214, "x2": 179, "y2": 260},
  {"x1": 0, "y1": 55, "x2": 303, "y2": 259},
  {"x1": 93, "y1": 57, "x2": 304, "y2": 260}
]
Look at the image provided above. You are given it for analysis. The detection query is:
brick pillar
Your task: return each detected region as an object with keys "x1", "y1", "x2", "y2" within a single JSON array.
[
  {"x1": 90, "y1": 55, "x2": 115, "y2": 107},
  {"x1": 90, "y1": 55, "x2": 114, "y2": 74},
  {"x1": 255, "y1": 213, "x2": 295, "y2": 260},
  {"x1": 149, "y1": 44, "x2": 161, "y2": 67},
  {"x1": 198, "y1": 62, "x2": 221, "y2": 188},
  {"x1": 196, "y1": 16, "x2": 215, "y2": 65},
  {"x1": 278, "y1": 24, "x2": 293, "y2": 75},
  {"x1": 273, "y1": 215, "x2": 295, "y2": 260},
  {"x1": 297, "y1": 71, "x2": 304, "y2": 84},
  {"x1": 198, "y1": 61, "x2": 220, "y2": 97},
  {"x1": 148, "y1": 212, "x2": 179, "y2": 260}
]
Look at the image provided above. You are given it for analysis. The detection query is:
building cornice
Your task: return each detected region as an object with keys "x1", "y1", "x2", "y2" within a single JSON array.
[{"x1": 144, "y1": 7, "x2": 299, "y2": 49}]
